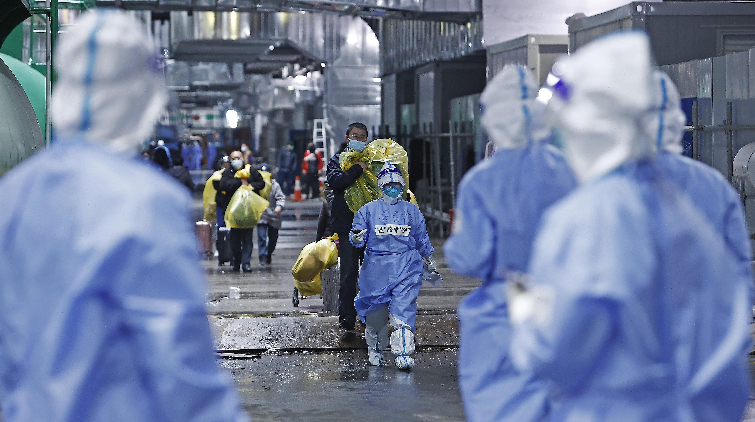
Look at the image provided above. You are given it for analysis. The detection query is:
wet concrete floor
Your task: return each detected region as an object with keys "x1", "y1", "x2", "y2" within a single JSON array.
[{"x1": 221, "y1": 348, "x2": 464, "y2": 422}]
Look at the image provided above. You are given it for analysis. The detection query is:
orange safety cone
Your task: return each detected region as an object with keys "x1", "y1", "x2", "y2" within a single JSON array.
[{"x1": 293, "y1": 176, "x2": 303, "y2": 201}]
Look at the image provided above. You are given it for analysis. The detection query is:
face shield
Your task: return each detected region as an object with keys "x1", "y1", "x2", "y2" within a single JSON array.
[
  {"x1": 548, "y1": 32, "x2": 656, "y2": 183},
  {"x1": 51, "y1": 9, "x2": 168, "y2": 154}
]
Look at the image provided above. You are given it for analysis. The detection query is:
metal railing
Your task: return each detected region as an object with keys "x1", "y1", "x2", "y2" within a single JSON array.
[{"x1": 377, "y1": 121, "x2": 476, "y2": 237}]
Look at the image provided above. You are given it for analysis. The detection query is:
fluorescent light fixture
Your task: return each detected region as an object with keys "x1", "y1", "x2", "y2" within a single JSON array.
[{"x1": 226, "y1": 109, "x2": 239, "y2": 129}]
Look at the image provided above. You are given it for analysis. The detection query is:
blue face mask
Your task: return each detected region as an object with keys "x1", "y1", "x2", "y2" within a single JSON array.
[
  {"x1": 231, "y1": 159, "x2": 243, "y2": 170},
  {"x1": 383, "y1": 186, "x2": 403, "y2": 199},
  {"x1": 348, "y1": 140, "x2": 366, "y2": 152}
]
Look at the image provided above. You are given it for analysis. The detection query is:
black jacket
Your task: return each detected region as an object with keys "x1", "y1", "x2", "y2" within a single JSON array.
[
  {"x1": 326, "y1": 153, "x2": 364, "y2": 235},
  {"x1": 214, "y1": 165, "x2": 265, "y2": 210},
  {"x1": 168, "y1": 165, "x2": 195, "y2": 192}
]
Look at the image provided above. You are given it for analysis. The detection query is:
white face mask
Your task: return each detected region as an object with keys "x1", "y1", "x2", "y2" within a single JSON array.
[
  {"x1": 241, "y1": 146, "x2": 248, "y2": 152},
  {"x1": 231, "y1": 159, "x2": 243, "y2": 170}
]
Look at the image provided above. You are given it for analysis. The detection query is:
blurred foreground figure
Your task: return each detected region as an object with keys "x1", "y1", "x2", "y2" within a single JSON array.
[
  {"x1": 0, "y1": 10, "x2": 248, "y2": 422},
  {"x1": 443, "y1": 65, "x2": 575, "y2": 422},
  {"x1": 510, "y1": 32, "x2": 751, "y2": 422},
  {"x1": 647, "y1": 70, "x2": 754, "y2": 305}
]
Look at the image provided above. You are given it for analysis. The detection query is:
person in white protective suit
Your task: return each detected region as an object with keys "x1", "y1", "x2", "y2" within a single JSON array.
[
  {"x1": 646, "y1": 70, "x2": 754, "y2": 304},
  {"x1": 0, "y1": 10, "x2": 249, "y2": 422},
  {"x1": 443, "y1": 64, "x2": 576, "y2": 422},
  {"x1": 508, "y1": 32, "x2": 752, "y2": 422},
  {"x1": 350, "y1": 162, "x2": 435, "y2": 369}
]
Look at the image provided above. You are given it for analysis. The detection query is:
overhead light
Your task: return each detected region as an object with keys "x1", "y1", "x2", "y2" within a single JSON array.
[
  {"x1": 226, "y1": 109, "x2": 239, "y2": 129},
  {"x1": 321, "y1": 62, "x2": 326, "y2": 68}
]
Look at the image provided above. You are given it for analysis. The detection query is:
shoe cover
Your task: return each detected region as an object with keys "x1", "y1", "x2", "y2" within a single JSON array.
[
  {"x1": 365, "y1": 306, "x2": 389, "y2": 366},
  {"x1": 368, "y1": 349, "x2": 384, "y2": 366},
  {"x1": 390, "y1": 326, "x2": 415, "y2": 357},
  {"x1": 395, "y1": 354, "x2": 415, "y2": 370}
]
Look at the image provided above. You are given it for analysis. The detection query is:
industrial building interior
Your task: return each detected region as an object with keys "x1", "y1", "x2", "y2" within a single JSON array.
[{"x1": 4, "y1": 0, "x2": 755, "y2": 239}]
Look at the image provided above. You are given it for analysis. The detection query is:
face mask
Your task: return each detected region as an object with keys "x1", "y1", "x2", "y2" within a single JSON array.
[
  {"x1": 348, "y1": 140, "x2": 366, "y2": 152},
  {"x1": 289, "y1": 145, "x2": 294, "y2": 151},
  {"x1": 383, "y1": 186, "x2": 403, "y2": 199},
  {"x1": 241, "y1": 146, "x2": 248, "y2": 152},
  {"x1": 231, "y1": 159, "x2": 243, "y2": 170}
]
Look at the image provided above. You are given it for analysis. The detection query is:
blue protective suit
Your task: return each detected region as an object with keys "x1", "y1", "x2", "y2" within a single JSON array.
[
  {"x1": 443, "y1": 142, "x2": 576, "y2": 422},
  {"x1": 511, "y1": 162, "x2": 751, "y2": 422},
  {"x1": 0, "y1": 141, "x2": 248, "y2": 422},
  {"x1": 350, "y1": 198, "x2": 434, "y2": 329},
  {"x1": 655, "y1": 152, "x2": 754, "y2": 304}
]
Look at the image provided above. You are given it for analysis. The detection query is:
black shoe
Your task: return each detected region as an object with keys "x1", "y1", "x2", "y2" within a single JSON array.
[
  {"x1": 338, "y1": 319, "x2": 355, "y2": 331},
  {"x1": 266, "y1": 254, "x2": 272, "y2": 265},
  {"x1": 259, "y1": 255, "x2": 267, "y2": 265},
  {"x1": 242, "y1": 263, "x2": 252, "y2": 272},
  {"x1": 231, "y1": 265, "x2": 240, "y2": 272}
]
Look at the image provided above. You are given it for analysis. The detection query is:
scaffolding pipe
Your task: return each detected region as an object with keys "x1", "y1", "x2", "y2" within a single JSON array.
[{"x1": 448, "y1": 119, "x2": 456, "y2": 208}]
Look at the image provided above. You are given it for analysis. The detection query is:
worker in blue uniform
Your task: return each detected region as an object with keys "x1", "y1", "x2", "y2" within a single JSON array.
[
  {"x1": 647, "y1": 70, "x2": 754, "y2": 305},
  {"x1": 509, "y1": 32, "x2": 751, "y2": 422},
  {"x1": 0, "y1": 10, "x2": 248, "y2": 422},
  {"x1": 350, "y1": 162, "x2": 435, "y2": 369},
  {"x1": 443, "y1": 64, "x2": 576, "y2": 422}
]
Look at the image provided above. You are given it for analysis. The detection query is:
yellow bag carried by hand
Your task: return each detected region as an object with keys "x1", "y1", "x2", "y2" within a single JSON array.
[
  {"x1": 202, "y1": 170, "x2": 224, "y2": 221},
  {"x1": 257, "y1": 169, "x2": 273, "y2": 201},
  {"x1": 224, "y1": 186, "x2": 269, "y2": 228},
  {"x1": 340, "y1": 139, "x2": 410, "y2": 213},
  {"x1": 291, "y1": 234, "x2": 339, "y2": 296}
]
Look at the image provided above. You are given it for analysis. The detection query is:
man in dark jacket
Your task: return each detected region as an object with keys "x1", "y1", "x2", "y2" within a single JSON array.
[
  {"x1": 215, "y1": 150, "x2": 265, "y2": 272},
  {"x1": 168, "y1": 154, "x2": 195, "y2": 192},
  {"x1": 276, "y1": 142, "x2": 298, "y2": 196},
  {"x1": 327, "y1": 123, "x2": 369, "y2": 331}
]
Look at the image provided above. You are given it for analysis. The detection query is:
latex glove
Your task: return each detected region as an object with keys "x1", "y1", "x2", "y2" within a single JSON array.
[
  {"x1": 422, "y1": 269, "x2": 442, "y2": 287},
  {"x1": 505, "y1": 274, "x2": 554, "y2": 327},
  {"x1": 422, "y1": 255, "x2": 437, "y2": 273},
  {"x1": 351, "y1": 229, "x2": 367, "y2": 244}
]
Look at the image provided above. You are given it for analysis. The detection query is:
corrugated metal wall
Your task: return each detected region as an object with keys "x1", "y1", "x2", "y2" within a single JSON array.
[{"x1": 380, "y1": 17, "x2": 483, "y2": 75}]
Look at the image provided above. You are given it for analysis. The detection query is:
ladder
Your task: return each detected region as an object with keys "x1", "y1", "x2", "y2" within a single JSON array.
[{"x1": 313, "y1": 118, "x2": 327, "y2": 159}]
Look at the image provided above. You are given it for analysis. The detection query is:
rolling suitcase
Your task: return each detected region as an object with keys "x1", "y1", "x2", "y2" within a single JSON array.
[
  {"x1": 217, "y1": 226, "x2": 233, "y2": 265},
  {"x1": 195, "y1": 221, "x2": 213, "y2": 257}
]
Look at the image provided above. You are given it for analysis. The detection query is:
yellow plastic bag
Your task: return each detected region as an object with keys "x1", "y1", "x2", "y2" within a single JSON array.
[
  {"x1": 224, "y1": 186, "x2": 269, "y2": 228},
  {"x1": 339, "y1": 139, "x2": 410, "y2": 213},
  {"x1": 202, "y1": 169, "x2": 224, "y2": 221},
  {"x1": 234, "y1": 164, "x2": 252, "y2": 179},
  {"x1": 292, "y1": 234, "x2": 339, "y2": 296},
  {"x1": 407, "y1": 189, "x2": 419, "y2": 208},
  {"x1": 258, "y1": 169, "x2": 272, "y2": 201}
]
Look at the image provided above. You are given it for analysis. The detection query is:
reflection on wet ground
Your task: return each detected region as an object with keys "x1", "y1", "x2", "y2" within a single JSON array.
[{"x1": 221, "y1": 348, "x2": 464, "y2": 422}]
